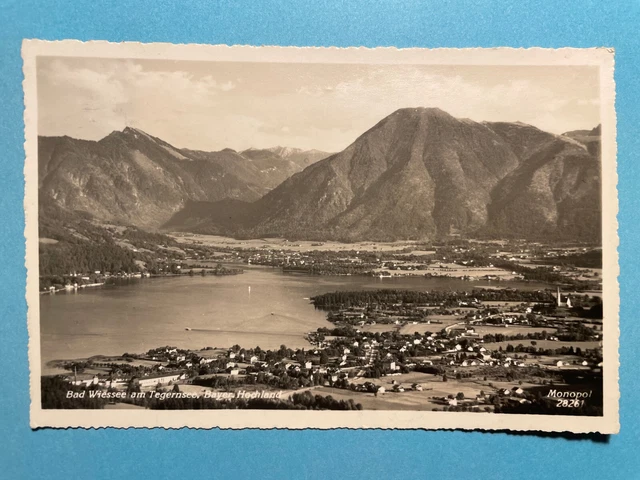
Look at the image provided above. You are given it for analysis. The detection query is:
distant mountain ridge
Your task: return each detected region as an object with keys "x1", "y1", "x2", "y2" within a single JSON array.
[
  {"x1": 38, "y1": 127, "x2": 330, "y2": 229},
  {"x1": 165, "y1": 108, "x2": 601, "y2": 242}
]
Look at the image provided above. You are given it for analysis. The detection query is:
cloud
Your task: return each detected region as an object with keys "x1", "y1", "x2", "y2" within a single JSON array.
[
  {"x1": 38, "y1": 59, "x2": 600, "y2": 151},
  {"x1": 291, "y1": 67, "x2": 599, "y2": 136},
  {"x1": 38, "y1": 58, "x2": 238, "y2": 141}
]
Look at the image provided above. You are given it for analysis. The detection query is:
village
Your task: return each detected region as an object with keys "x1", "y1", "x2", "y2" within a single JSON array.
[
  {"x1": 45, "y1": 284, "x2": 604, "y2": 414},
  {"x1": 176, "y1": 234, "x2": 603, "y2": 290}
]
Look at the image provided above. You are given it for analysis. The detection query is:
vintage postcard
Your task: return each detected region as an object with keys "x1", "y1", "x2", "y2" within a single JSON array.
[{"x1": 23, "y1": 40, "x2": 619, "y2": 432}]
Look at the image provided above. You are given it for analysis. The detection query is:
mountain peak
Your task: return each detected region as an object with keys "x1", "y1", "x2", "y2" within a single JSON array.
[
  {"x1": 122, "y1": 126, "x2": 154, "y2": 138},
  {"x1": 267, "y1": 146, "x2": 303, "y2": 158},
  {"x1": 391, "y1": 107, "x2": 452, "y2": 119},
  {"x1": 101, "y1": 126, "x2": 155, "y2": 143}
]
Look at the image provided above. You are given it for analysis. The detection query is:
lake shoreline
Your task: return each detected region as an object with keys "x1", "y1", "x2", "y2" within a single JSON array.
[{"x1": 38, "y1": 266, "x2": 580, "y2": 367}]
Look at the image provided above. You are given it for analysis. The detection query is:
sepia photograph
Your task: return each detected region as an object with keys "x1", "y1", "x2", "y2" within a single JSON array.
[{"x1": 23, "y1": 41, "x2": 618, "y2": 432}]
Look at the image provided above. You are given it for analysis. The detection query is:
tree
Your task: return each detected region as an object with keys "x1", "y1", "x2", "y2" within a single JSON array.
[
  {"x1": 296, "y1": 351, "x2": 306, "y2": 364},
  {"x1": 172, "y1": 384, "x2": 180, "y2": 393},
  {"x1": 320, "y1": 351, "x2": 329, "y2": 365},
  {"x1": 456, "y1": 392, "x2": 465, "y2": 400}
]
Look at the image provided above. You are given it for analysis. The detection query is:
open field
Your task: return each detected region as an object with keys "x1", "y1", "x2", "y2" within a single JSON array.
[
  {"x1": 399, "y1": 319, "x2": 461, "y2": 335},
  {"x1": 373, "y1": 263, "x2": 517, "y2": 278},
  {"x1": 535, "y1": 354, "x2": 591, "y2": 367},
  {"x1": 169, "y1": 384, "x2": 215, "y2": 396},
  {"x1": 360, "y1": 316, "x2": 463, "y2": 334},
  {"x1": 192, "y1": 348, "x2": 229, "y2": 358},
  {"x1": 313, "y1": 373, "x2": 528, "y2": 410},
  {"x1": 482, "y1": 340, "x2": 601, "y2": 350},
  {"x1": 361, "y1": 324, "x2": 401, "y2": 333},
  {"x1": 471, "y1": 326, "x2": 558, "y2": 335},
  {"x1": 313, "y1": 386, "x2": 446, "y2": 410},
  {"x1": 171, "y1": 233, "x2": 419, "y2": 253}
]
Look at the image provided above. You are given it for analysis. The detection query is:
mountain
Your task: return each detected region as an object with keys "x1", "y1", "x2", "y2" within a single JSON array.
[
  {"x1": 562, "y1": 125, "x2": 602, "y2": 157},
  {"x1": 167, "y1": 107, "x2": 601, "y2": 242},
  {"x1": 486, "y1": 123, "x2": 601, "y2": 241},
  {"x1": 38, "y1": 127, "x2": 329, "y2": 229},
  {"x1": 239, "y1": 147, "x2": 330, "y2": 189}
]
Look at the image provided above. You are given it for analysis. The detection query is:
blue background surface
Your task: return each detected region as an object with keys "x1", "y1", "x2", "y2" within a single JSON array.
[{"x1": 1, "y1": 1, "x2": 639, "y2": 478}]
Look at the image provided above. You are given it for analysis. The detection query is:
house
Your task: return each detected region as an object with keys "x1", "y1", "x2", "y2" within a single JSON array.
[
  {"x1": 229, "y1": 369, "x2": 240, "y2": 376},
  {"x1": 250, "y1": 356, "x2": 258, "y2": 364},
  {"x1": 229, "y1": 352, "x2": 236, "y2": 359},
  {"x1": 512, "y1": 387, "x2": 524, "y2": 395},
  {"x1": 377, "y1": 386, "x2": 386, "y2": 394},
  {"x1": 71, "y1": 375, "x2": 100, "y2": 387},
  {"x1": 305, "y1": 361, "x2": 313, "y2": 369}
]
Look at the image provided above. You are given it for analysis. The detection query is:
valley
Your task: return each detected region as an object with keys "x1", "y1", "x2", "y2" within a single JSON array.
[{"x1": 36, "y1": 107, "x2": 605, "y2": 415}]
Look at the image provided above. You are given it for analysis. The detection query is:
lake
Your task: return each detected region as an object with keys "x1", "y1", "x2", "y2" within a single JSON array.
[{"x1": 39, "y1": 265, "x2": 550, "y2": 367}]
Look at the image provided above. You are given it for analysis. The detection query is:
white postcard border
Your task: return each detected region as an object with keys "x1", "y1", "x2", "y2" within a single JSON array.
[{"x1": 23, "y1": 40, "x2": 619, "y2": 433}]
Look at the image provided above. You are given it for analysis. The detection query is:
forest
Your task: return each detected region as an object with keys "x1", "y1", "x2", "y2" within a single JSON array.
[{"x1": 311, "y1": 289, "x2": 555, "y2": 310}]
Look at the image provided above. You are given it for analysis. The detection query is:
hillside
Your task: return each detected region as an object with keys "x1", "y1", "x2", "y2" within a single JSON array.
[
  {"x1": 38, "y1": 128, "x2": 329, "y2": 229},
  {"x1": 167, "y1": 108, "x2": 601, "y2": 242}
]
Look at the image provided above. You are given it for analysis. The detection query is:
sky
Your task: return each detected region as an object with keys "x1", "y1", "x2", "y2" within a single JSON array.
[{"x1": 37, "y1": 57, "x2": 601, "y2": 152}]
